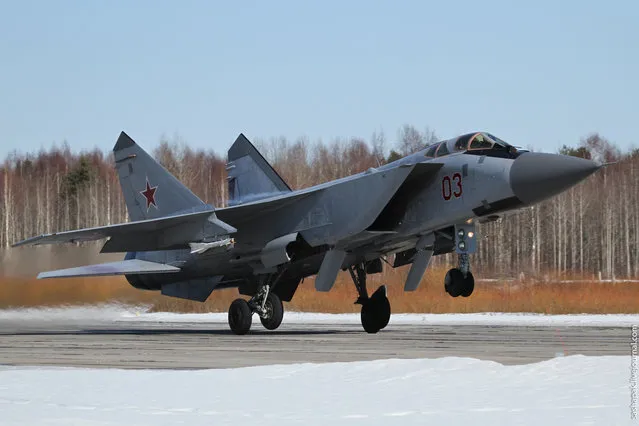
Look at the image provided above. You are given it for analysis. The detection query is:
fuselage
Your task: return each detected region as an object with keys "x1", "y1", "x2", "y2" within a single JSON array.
[{"x1": 126, "y1": 131, "x2": 600, "y2": 296}]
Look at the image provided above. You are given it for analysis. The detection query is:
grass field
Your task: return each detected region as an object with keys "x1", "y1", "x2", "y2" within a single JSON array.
[{"x1": 1, "y1": 266, "x2": 639, "y2": 314}]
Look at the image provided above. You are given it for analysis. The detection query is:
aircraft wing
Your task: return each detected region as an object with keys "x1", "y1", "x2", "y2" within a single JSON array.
[
  {"x1": 215, "y1": 190, "x2": 318, "y2": 226},
  {"x1": 13, "y1": 190, "x2": 315, "y2": 252},
  {"x1": 37, "y1": 259, "x2": 181, "y2": 279},
  {"x1": 12, "y1": 210, "x2": 236, "y2": 252}
]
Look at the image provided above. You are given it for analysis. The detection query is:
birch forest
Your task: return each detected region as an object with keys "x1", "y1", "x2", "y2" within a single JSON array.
[{"x1": 1, "y1": 126, "x2": 636, "y2": 279}]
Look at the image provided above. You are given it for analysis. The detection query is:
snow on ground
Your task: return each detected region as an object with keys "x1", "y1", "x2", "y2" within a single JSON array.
[
  {"x1": 0, "y1": 355, "x2": 630, "y2": 426},
  {"x1": 2, "y1": 304, "x2": 639, "y2": 327},
  {"x1": 0, "y1": 304, "x2": 137, "y2": 322},
  {"x1": 135, "y1": 311, "x2": 639, "y2": 327},
  {"x1": 0, "y1": 306, "x2": 634, "y2": 424}
]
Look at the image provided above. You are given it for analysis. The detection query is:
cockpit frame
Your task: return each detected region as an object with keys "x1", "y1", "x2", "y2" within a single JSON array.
[{"x1": 424, "y1": 132, "x2": 519, "y2": 159}]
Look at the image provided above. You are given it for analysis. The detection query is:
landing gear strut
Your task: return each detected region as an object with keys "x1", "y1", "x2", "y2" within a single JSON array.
[
  {"x1": 228, "y1": 272, "x2": 285, "y2": 335},
  {"x1": 444, "y1": 253, "x2": 474, "y2": 298},
  {"x1": 349, "y1": 263, "x2": 391, "y2": 333}
]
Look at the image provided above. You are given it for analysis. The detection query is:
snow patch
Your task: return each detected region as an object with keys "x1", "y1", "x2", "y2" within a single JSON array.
[
  {"x1": 0, "y1": 304, "x2": 146, "y2": 322},
  {"x1": 2, "y1": 305, "x2": 639, "y2": 327},
  {"x1": 0, "y1": 356, "x2": 630, "y2": 425},
  {"x1": 122, "y1": 309, "x2": 639, "y2": 327}
]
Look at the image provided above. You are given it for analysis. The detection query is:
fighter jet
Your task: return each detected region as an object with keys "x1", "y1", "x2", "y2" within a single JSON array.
[{"x1": 13, "y1": 131, "x2": 601, "y2": 334}]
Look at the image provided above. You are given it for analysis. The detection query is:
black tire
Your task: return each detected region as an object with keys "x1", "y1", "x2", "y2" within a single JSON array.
[
  {"x1": 444, "y1": 268, "x2": 464, "y2": 297},
  {"x1": 369, "y1": 286, "x2": 391, "y2": 330},
  {"x1": 360, "y1": 286, "x2": 391, "y2": 333},
  {"x1": 228, "y1": 298, "x2": 252, "y2": 335},
  {"x1": 361, "y1": 302, "x2": 381, "y2": 334},
  {"x1": 377, "y1": 296, "x2": 391, "y2": 330},
  {"x1": 460, "y1": 271, "x2": 475, "y2": 297},
  {"x1": 260, "y1": 292, "x2": 284, "y2": 330}
]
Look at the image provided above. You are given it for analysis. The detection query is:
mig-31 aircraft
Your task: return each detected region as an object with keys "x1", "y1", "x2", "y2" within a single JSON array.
[{"x1": 13, "y1": 131, "x2": 602, "y2": 334}]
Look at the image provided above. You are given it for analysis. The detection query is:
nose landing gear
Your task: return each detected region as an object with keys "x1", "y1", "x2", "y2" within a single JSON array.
[{"x1": 444, "y1": 253, "x2": 474, "y2": 297}]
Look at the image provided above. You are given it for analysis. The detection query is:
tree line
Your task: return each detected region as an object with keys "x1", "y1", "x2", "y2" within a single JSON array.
[{"x1": 1, "y1": 126, "x2": 636, "y2": 279}]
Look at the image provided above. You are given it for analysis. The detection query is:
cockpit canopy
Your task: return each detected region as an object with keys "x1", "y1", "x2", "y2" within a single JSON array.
[{"x1": 425, "y1": 132, "x2": 516, "y2": 158}]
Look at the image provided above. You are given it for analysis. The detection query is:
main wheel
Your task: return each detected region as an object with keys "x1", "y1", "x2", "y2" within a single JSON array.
[
  {"x1": 444, "y1": 268, "x2": 464, "y2": 297},
  {"x1": 228, "y1": 298, "x2": 252, "y2": 335},
  {"x1": 260, "y1": 292, "x2": 284, "y2": 330},
  {"x1": 360, "y1": 286, "x2": 391, "y2": 333},
  {"x1": 377, "y1": 296, "x2": 391, "y2": 330},
  {"x1": 460, "y1": 271, "x2": 475, "y2": 297},
  {"x1": 361, "y1": 302, "x2": 381, "y2": 334},
  {"x1": 371, "y1": 285, "x2": 391, "y2": 330}
]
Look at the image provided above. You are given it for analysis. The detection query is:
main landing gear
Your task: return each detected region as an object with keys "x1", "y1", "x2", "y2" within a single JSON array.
[
  {"x1": 444, "y1": 253, "x2": 474, "y2": 297},
  {"x1": 349, "y1": 263, "x2": 391, "y2": 333},
  {"x1": 228, "y1": 275, "x2": 284, "y2": 335}
]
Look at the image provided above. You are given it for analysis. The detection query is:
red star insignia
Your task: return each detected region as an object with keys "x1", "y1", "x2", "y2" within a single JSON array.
[{"x1": 140, "y1": 178, "x2": 158, "y2": 210}]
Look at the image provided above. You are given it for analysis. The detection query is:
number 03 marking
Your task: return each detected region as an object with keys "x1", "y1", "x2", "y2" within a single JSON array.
[{"x1": 442, "y1": 173, "x2": 463, "y2": 200}]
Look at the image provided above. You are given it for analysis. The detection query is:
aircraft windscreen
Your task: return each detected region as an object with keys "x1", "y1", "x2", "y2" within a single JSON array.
[
  {"x1": 487, "y1": 133, "x2": 510, "y2": 147},
  {"x1": 425, "y1": 143, "x2": 439, "y2": 157},
  {"x1": 426, "y1": 132, "x2": 515, "y2": 158},
  {"x1": 469, "y1": 133, "x2": 494, "y2": 150},
  {"x1": 467, "y1": 133, "x2": 511, "y2": 151},
  {"x1": 435, "y1": 141, "x2": 450, "y2": 157}
]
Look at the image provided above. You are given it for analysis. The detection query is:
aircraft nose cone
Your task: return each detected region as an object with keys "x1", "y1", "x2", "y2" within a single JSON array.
[{"x1": 510, "y1": 152, "x2": 600, "y2": 204}]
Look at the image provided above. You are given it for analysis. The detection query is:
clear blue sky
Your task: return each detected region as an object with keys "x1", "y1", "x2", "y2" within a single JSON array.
[{"x1": 1, "y1": 0, "x2": 637, "y2": 158}]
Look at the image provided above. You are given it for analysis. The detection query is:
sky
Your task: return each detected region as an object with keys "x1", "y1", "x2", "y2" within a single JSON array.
[{"x1": 0, "y1": 0, "x2": 637, "y2": 158}]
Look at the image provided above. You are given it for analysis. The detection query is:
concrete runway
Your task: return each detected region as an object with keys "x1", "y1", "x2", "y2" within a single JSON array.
[{"x1": 0, "y1": 316, "x2": 630, "y2": 369}]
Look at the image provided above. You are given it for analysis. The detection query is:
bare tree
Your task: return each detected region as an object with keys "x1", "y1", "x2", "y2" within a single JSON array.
[
  {"x1": 2, "y1": 127, "x2": 637, "y2": 280},
  {"x1": 398, "y1": 124, "x2": 423, "y2": 155}
]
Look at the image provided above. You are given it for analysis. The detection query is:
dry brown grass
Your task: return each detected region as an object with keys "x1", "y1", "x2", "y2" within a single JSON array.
[
  {"x1": 1, "y1": 266, "x2": 639, "y2": 314},
  {"x1": 0, "y1": 276, "x2": 156, "y2": 308}
]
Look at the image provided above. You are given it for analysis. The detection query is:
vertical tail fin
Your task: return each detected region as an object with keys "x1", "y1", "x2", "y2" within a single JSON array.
[
  {"x1": 226, "y1": 134, "x2": 291, "y2": 205},
  {"x1": 113, "y1": 132, "x2": 206, "y2": 221}
]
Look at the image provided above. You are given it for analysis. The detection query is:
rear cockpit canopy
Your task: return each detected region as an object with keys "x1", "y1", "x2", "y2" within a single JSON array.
[{"x1": 425, "y1": 132, "x2": 517, "y2": 158}]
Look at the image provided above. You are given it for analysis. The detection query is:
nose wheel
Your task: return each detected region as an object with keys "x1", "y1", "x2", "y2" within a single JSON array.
[
  {"x1": 444, "y1": 268, "x2": 474, "y2": 297},
  {"x1": 445, "y1": 254, "x2": 475, "y2": 297},
  {"x1": 349, "y1": 263, "x2": 391, "y2": 333}
]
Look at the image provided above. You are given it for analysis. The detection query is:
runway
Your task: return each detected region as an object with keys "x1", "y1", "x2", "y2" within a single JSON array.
[{"x1": 0, "y1": 310, "x2": 631, "y2": 368}]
